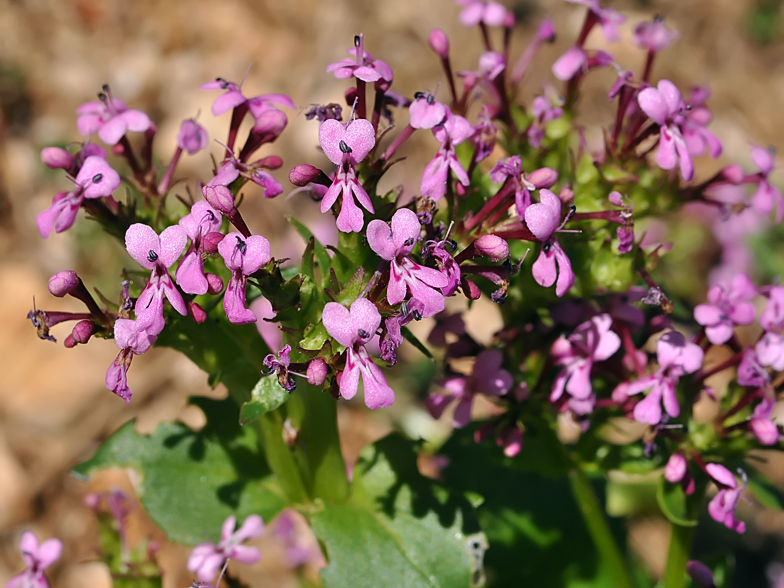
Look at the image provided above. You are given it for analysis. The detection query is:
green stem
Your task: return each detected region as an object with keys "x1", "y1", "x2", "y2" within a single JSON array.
[
  {"x1": 568, "y1": 467, "x2": 634, "y2": 588},
  {"x1": 259, "y1": 411, "x2": 310, "y2": 504},
  {"x1": 662, "y1": 524, "x2": 694, "y2": 588}
]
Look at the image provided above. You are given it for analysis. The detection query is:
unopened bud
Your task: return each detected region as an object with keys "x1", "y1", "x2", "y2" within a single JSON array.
[
  {"x1": 64, "y1": 334, "x2": 76, "y2": 348},
  {"x1": 474, "y1": 235, "x2": 509, "y2": 262},
  {"x1": 558, "y1": 185, "x2": 574, "y2": 206},
  {"x1": 256, "y1": 155, "x2": 283, "y2": 170},
  {"x1": 307, "y1": 358, "x2": 328, "y2": 387},
  {"x1": 537, "y1": 18, "x2": 556, "y2": 42},
  {"x1": 503, "y1": 11, "x2": 515, "y2": 28},
  {"x1": 49, "y1": 270, "x2": 81, "y2": 297},
  {"x1": 40, "y1": 147, "x2": 75, "y2": 171},
  {"x1": 71, "y1": 319, "x2": 96, "y2": 344},
  {"x1": 202, "y1": 233, "x2": 225, "y2": 255},
  {"x1": 461, "y1": 278, "x2": 482, "y2": 300},
  {"x1": 664, "y1": 453, "x2": 687, "y2": 483},
  {"x1": 721, "y1": 164, "x2": 745, "y2": 184},
  {"x1": 206, "y1": 273, "x2": 224, "y2": 295},
  {"x1": 177, "y1": 119, "x2": 209, "y2": 155},
  {"x1": 202, "y1": 185, "x2": 236, "y2": 215},
  {"x1": 428, "y1": 28, "x2": 450, "y2": 58},
  {"x1": 188, "y1": 301, "x2": 207, "y2": 324},
  {"x1": 686, "y1": 561, "x2": 716, "y2": 588},
  {"x1": 290, "y1": 164, "x2": 325, "y2": 187},
  {"x1": 252, "y1": 107, "x2": 288, "y2": 137},
  {"x1": 528, "y1": 167, "x2": 558, "y2": 188}
]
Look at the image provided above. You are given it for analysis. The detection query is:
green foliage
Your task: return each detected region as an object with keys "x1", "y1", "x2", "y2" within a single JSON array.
[
  {"x1": 240, "y1": 374, "x2": 291, "y2": 425},
  {"x1": 311, "y1": 435, "x2": 482, "y2": 588}
]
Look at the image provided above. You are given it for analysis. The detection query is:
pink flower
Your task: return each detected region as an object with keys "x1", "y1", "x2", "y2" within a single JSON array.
[
  {"x1": 550, "y1": 314, "x2": 621, "y2": 414},
  {"x1": 187, "y1": 515, "x2": 264, "y2": 584},
  {"x1": 76, "y1": 86, "x2": 151, "y2": 145},
  {"x1": 638, "y1": 80, "x2": 694, "y2": 181},
  {"x1": 7, "y1": 531, "x2": 62, "y2": 588},
  {"x1": 628, "y1": 331, "x2": 704, "y2": 425},
  {"x1": 633, "y1": 16, "x2": 679, "y2": 52},
  {"x1": 525, "y1": 189, "x2": 575, "y2": 297},
  {"x1": 199, "y1": 77, "x2": 295, "y2": 117},
  {"x1": 105, "y1": 317, "x2": 157, "y2": 403},
  {"x1": 326, "y1": 34, "x2": 393, "y2": 83},
  {"x1": 421, "y1": 110, "x2": 474, "y2": 201},
  {"x1": 552, "y1": 47, "x2": 587, "y2": 81},
  {"x1": 367, "y1": 208, "x2": 449, "y2": 318},
  {"x1": 176, "y1": 201, "x2": 223, "y2": 295},
  {"x1": 705, "y1": 464, "x2": 746, "y2": 534},
  {"x1": 37, "y1": 156, "x2": 121, "y2": 238},
  {"x1": 455, "y1": 0, "x2": 509, "y2": 27},
  {"x1": 218, "y1": 233, "x2": 271, "y2": 324},
  {"x1": 567, "y1": 0, "x2": 625, "y2": 42},
  {"x1": 177, "y1": 119, "x2": 209, "y2": 154},
  {"x1": 681, "y1": 87, "x2": 723, "y2": 160},
  {"x1": 490, "y1": 156, "x2": 558, "y2": 216},
  {"x1": 125, "y1": 223, "x2": 188, "y2": 336},
  {"x1": 426, "y1": 349, "x2": 513, "y2": 427},
  {"x1": 322, "y1": 298, "x2": 395, "y2": 409},
  {"x1": 694, "y1": 273, "x2": 756, "y2": 345},
  {"x1": 319, "y1": 117, "x2": 376, "y2": 233},
  {"x1": 750, "y1": 398, "x2": 780, "y2": 446},
  {"x1": 409, "y1": 91, "x2": 446, "y2": 129},
  {"x1": 749, "y1": 144, "x2": 784, "y2": 223}
]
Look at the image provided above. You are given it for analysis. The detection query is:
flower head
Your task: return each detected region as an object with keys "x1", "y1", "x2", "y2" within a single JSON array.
[
  {"x1": 187, "y1": 515, "x2": 264, "y2": 584},
  {"x1": 76, "y1": 86, "x2": 151, "y2": 145},
  {"x1": 7, "y1": 531, "x2": 62, "y2": 588},
  {"x1": 218, "y1": 233, "x2": 271, "y2": 324},
  {"x1": 322, "y1": 298, "x2": 395, "y2": 409},
  {"x1": 638, "y1": 80, "x2": 694, "y2": 181},
  {"x1": 326, "y1": 34, "x2": 393, "y2": 83},
  {"x1": 455, "y1": 0, "x2": 510, "y2": 28},
  {"x1": 525, "y1": 189, "x2": 575, "y2": 297},
  {"x1": 694, "y1": 273, "x2": 756, "y2": 344},
  {"x1": 705, "y1": 464, "x2": 747, "y2": 534},
  {"x1": 176, "y1": 201, "x2": 223, "y2": 295},
  {"x1": 421, "y1": 110, "x2": 474, "y2": 201},
  {"x1": 634, "y1": 16, "x2": 679, "y2": 52}
]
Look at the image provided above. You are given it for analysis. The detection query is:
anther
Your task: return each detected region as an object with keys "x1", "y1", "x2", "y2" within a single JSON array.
[
  {"x1": 358, "y1": 329, "x2": 370, "y2": 339},
  {"x1": 404, "y1": 237, "x2": 415, "y2": 247},
  {"x1": 92, "y1": 173, "x2": 103, "y2": 183},
  {"x1": 414, "y1": 91, "x2": 425, "y2": 100},
  {"x1": 354, "y1": 35, "x2": 361, "y2": 47},
  {"x1": 147, "y1": 250, "x2": 159, "y2": 262},
  {"x1": 427, "y1": 94, "x2": 435, "y2": 104},
  {"x1": 235, "y1": 235, "x2": 246, "y2": 254},
  {"x1": 339, "y1": 140, "x2": 353, "y2": 154},
  {"x1": 412, "y1": 310, "x2": 422, "y2": 321}
]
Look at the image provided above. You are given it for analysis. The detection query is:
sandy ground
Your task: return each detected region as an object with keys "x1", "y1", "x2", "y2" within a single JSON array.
[{"x1": 2, "y1": 0, "x2": 784, "y2": 586}]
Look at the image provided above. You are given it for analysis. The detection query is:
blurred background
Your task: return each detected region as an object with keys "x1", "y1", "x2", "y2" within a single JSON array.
[{"x1": 2, "y1": 0, "x2": 784, "y2": 586}]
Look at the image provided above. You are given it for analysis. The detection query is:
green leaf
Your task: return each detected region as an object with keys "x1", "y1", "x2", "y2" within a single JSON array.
[
  {"x1": 311, "y1": 434, "x2": 482, "y2": 588},
  {"x1": 73, "y1": 401, "x2": 287, "y2": 545},
  {"x1": 240, "y1": 374, "x2": 291, "y2": 425},
  {"x1": 440, "y1": 427, "x2": 630, "y2": 587},
  {"x1": 743, "y1": 463, "x2": 784, "y2": 509},
  {"x1": 289, "y1": 216, "x2": 332, "y2": 283},
  {"x1": 332, "y1": 267, "x2": 366, "y2": 306},
  {"x1": 656, "y1": 476, "x2": 698, "y2": 527},
  {"x1": 401, "y1": 326, "x2": 435, "y2": 362}
]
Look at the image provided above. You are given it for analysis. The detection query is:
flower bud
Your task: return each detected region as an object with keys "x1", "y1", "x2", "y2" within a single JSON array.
[
  {"x1": 48, "y1": 270, "x2": 81, "y2": 297},
  {"x1": 79, "y1": 143, "x2": 106, "y2": 160},
  {"x1": 63, "y1": 334, "x2": 77, "y2": 348},
  {"x1": 71, "y1": 319, "x2": 96, "y2": 344},
  {"x1": 255, "y1": 155, "x2": 283, "y2": 170},
  {"x1": 205, "y1": 273, "x2": 224, "y2": 295},
  {"x1": 177, "y1": 119, "x2": 209, "y2": 155},
  {"x1": 40, "y1": 147, "x2": 75, "y2": 171},
  {"x1": 428, "y1": 28, "x2": 449, "y2": 58},
  {"x1": 664, "y1": 453, "x2": 687, "y2": 483},
  {"x1": 536, "y1": 19, "x2": 556, "y2": 42},
  {"x1": 503, "y1": 11, "x2": 515, "y2": 29},
  {"x1": 252, "y1": 107, "x2": 288, "y2": 137},
  {"x1": 528, "y1": 167, "x2": 558, "y2": 189},
  {"x1": 307, "y1": 358, "x2": 328, "y2": 387},
  {"x1": 686, "y1": 561, "x2": 715, "y2": 588},
  {"x1": 474, "y1": 235, "x2": 509, "y2": 262},
  {"x1": 203, "y1": 185, "x2": 236, "y2": 215},
  {"x1": 188, "y1": 301, "x2": 207, "y2": 324},
  {"x1": 290, "y1": 164, "x2": 321, "y2": 186},
  {"x1": 461, "y1": 278, "x2": 482, "y2": 300},
  {"x1": 202, "y1": 233, "x2": 225, "y2": 255},
  {"x1": 721, "y1": 164, "x2": 745, "y2": 184}
]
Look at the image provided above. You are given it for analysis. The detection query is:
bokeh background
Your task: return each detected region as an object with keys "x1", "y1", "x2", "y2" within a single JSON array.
[{"x1": 2, "y1": 0, "x2": 784, "y2": 586}]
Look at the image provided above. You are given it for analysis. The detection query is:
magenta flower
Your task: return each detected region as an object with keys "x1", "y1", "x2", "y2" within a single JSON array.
[
  {"x1": 638, "y1": 80, "x2": 694, "y2": 181},
  {"x1": 7, "y1": 531, "x2": 62, "y2": 588},
  {"x1": 319, "y1": 117, "x2": 376, "y2": 233},
  {"x1": 176, "y1": 201, "x2": 223, "y2": 295},
  {"x1": 206, "y1": 157, "x2": 284, "y2": 198},
  {"x1": 567, "y1": 0, "x2": 625, "y2": 42},
  {"x1": 409, "y1": 91, "x2": 446, "y2": 129},
  {"x1": 750, "y1": 397, "x2": 780, "y2": 446},
  {"x1": 634, "y1": 17, "x2": 679, "y2": 52},
  {"x1": 756, "y1": 286, "x2": 784, "y2": 370},
  {"x1": 106, "y1": 317, "x2": 157, "y2": 403},
  {"x1": 705, "y1": 464, "x2": 746, "y2": 534},
  {"x1": 550, "y1": 314, "x2": 621, "y2": 414},
  {"x1": 525, "y1": 189, "x2": 575, "y2": 297},
  {"x1": 749, "y1": 144, "x2": 784, "y2": 223},
  {"x1": 322, "y1": 298, "x2": 395, "y2": 409},
  {"x1": 421, "y1": 110, "x2": 474, "y2": 201},
  {"x1": 455, "y1": 0, "x2": 509, "y2": 27},
  {"x1": 76, "y1": 87, "x2": 151, "y2": 145},
  {"x1": 627, "y1": 331, "x2": 704, "y2": 425},
  {"x1": 552, "y1": 47, "x2": 613, "y2": 81},
  {"x1": 177, "y1": 119, "x2": 209, "y2": 154},
  {"x1": 681, "y1": 87, "x2": 723, "y2": 160},
  {"x1": 37, "y1": 155, "x2": 121, "y2": 238},
  {"x1": 694, "y1": 273, "x2": 756, "y2": 345},
  {"x1": 367, "y1": 208, "x2": 449, "y2": 318},
  {"x1": 125, "y1": 223, "x2": 188, "y2": 336},
  {"x1": 187, "y1": 515, "x2": 264, "y2": 584},
  {"x1": 272, "y1": 510, "x2": 326, "y2": 569},
  {"x1": 218, "y1": 233, "x2": 271, "y2": 325},
  {"x1": 490, "y1": 156, "x2": 558, "y2": 216},
  {"x1": 426, "y1": 349, "x2": 512, "y2": 427},
  {"x1": 199, "y1": 77, "x2": 295, "y2": 116},
  {"x1": 326, "y1": 34, "x2": 393, "y2": 83}
]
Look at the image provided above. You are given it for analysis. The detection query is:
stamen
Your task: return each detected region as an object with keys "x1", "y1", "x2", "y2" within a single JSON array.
[
  {"x1": 92, "y1": 173, "x2": 103, "y2": 183},
  {"x1": 358, "y1": 329, "x2": 370, "y2": 339},
  {"x1": 235, "y1": 235, "x2": 246, "y2": 254},
  {"x1": 147, "y1": 250, "x2": 159, "y2": 262},
  {"x1": 339, "y1": 140, "x2": 353, "y2": 154}
]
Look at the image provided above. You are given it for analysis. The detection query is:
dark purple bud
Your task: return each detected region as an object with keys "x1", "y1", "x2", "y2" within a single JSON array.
[
  {"x1": 428, "y1": 28, "x2": 450, "y2": 58},
  {"x1": 528, "y1": 167, "x2": 558, "y2": 188},
  {"x1": 40, "y1": 147, "x2": 75, "y2": 171},
  {"x1": 686, "y1": 561, "x2": 716, "y2": 588},
  {"x1": 461, "y1": 278, "x2": 482, "y2": 300},
  {"x1": 64, "y1": 334, "x2": 76, "y2": 348},
  {"x1": 206, "y1": 273, "x2": 224, "y2": 295},
  {"x1": 71, "y1": 319, "x2": 96, "y2": 344},
  {"x1": 203, "y1": 185, "x2": 236, "y2": 215},
  {"x1": 202, "y1": 233, "x2": 225, "y2": 255},
  {"x1": 189, "y1": 301, "x2": 207, "y2": 324},
  {"x1": 474, "y1": 235, "x2": 509, "y2": 262},
  {"x1": 307, "y1": 358, "x2": 328, "y2": 386},
  {"x1": 48, "y1": 270, "x2": 81, "y2": 297},
  {"x1": 144, "y1": 122, "x2": 157, "y2": 140}
]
